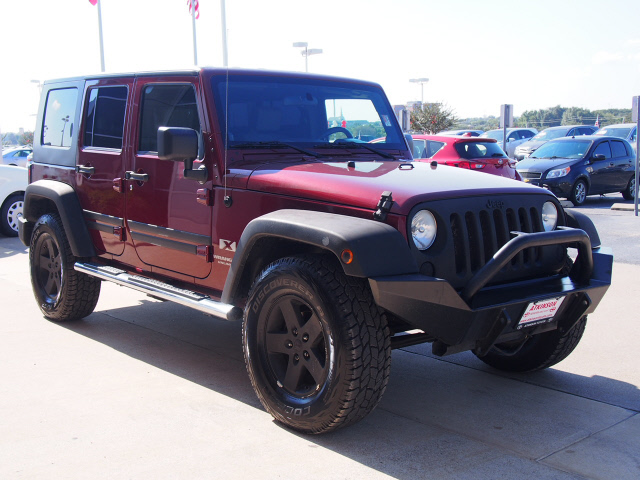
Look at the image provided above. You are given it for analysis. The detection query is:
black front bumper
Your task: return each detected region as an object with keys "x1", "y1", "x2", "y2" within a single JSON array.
[{"x1": 369, "y1": 227, "x2": 612, "y2": 356}]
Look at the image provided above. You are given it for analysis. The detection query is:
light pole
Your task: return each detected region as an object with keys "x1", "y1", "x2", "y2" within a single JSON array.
[
  {"x1": 409, "y1": 78, "x2": 429, "y2": 104},
  {"x1": 293, "y1": 42, "x2": 323, "y2": 72}
]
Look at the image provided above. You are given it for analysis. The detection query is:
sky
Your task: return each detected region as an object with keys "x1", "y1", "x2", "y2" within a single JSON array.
[{"x1": 1, "y1": 0, "x2": 640, "y2": 133}]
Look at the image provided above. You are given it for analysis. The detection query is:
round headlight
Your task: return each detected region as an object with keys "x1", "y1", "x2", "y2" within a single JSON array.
[
  {"x1": 542, "y1": 201, "x2": 558, "y2": 231},
  {"x1": 411, "y1": 210, "x2": 437, "y2": 250}
]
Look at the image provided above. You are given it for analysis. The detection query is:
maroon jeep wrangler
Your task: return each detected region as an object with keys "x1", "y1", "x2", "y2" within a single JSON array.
[{"x1": 20, "y1": 68, "x2": 612, "y2": 434}]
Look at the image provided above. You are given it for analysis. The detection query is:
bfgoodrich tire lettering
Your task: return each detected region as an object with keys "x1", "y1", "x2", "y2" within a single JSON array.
[
  {"x1": 29, "y1": 213, "x2": 101, "y2": 321},
  {"x1": 475, "y1": 317, "x2": 587, "y2": 372},
  {"x1": 243, "y1": 255, "x2": 391, "y2": 434}
]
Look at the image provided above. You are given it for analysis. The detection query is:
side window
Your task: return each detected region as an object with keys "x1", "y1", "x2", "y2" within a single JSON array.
[
  {"x1": 425, "y1": 140, "x2": 445, "y2": 158},
  {"x1": 611, "y1": 140, "x2": 628, "y2": 158},
  {"x1": 593, "y1": 141, "x2": 612, "y2": 159},
  {"x1": 138, "y1": 84, "x2": 201, "y2": 154},
  {"x1": 631, "y1": 128, "x2": 637, "y2": 143},
  {"x1": 521, "y1": 130, "x2": 534, "y2": 139},
  {"x1": 567, "y1": 128, "x2": 576, "y2": 136},
  {"x1": 507, "y1": 132, "x2": 518, "y2": 141},
  {"x1": 84, "y1": 86, "x2": 128, "y2": 149},
  {"x1": 42, "y1": 88, "x2": 78, "y2": 148}
]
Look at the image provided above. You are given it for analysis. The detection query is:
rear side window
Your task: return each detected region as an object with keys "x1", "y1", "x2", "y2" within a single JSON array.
[
  {"x1": 593, "y1": 141, "x2": 612, "y2": 159},
  {"x1": 138, "y1": 84, "x2": 201, "y2": 153},
  {"x1": 83, "y1": 86, "x2": 128, "y2": 149},
  {"x1": 424, "y1": 140, "x2": 446, "y2": 158},
  {"x1": 611, "y1": 140, "x2": 629, "y2": 158},
  {"x1": 42, "y1": 88, "x2": 78, "y2": 148}
]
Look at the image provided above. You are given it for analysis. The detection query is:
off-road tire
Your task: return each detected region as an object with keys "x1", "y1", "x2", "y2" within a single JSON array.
[
  {"x1": 569, "y1": 180, "x2": 588, "y2": 206},
  {"x1": 621, "y1": 175, "x2": 635, "y2": 201},
  {"x1": 243, "y1": 255, "x2": 391, "y2": 434},
  {"x1": 29, "y1": 213, "x2": 101, "y2": 321},
  {"x1": 1, "y1": 193, "x2": 23, "y2": 237},
  {"x1": 475, "y1": 316, "x2": 587, "y2": 372}
]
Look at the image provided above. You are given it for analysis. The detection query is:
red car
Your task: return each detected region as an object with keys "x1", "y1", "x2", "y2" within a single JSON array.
[{"x1": 410, "y1": 134, "x2": 522, "y2": 181}]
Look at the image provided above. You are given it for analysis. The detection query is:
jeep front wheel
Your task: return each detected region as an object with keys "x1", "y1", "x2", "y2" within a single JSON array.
[
  {"x1": 29, "y1": 213, "x2": 101, "y2": 321},
  {"x1": 243, "y1": 255, "x2": 391, "y2": 434},
  {"x1": 474, "y1": 316, "x2": 587, "y2": 372}
]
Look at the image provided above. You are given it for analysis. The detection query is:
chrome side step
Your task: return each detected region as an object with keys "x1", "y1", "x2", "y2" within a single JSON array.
[{"x1": 74, "y1": 262, "x2": 242, "y2": 322}]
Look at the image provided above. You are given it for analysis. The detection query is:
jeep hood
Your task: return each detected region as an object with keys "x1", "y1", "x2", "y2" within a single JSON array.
[{"x1": 238, "y1": 159, "x2": 547, "y2": 216}]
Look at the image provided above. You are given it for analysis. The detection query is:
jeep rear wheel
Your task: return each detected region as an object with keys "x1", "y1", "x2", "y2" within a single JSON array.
[
  {"x1": 243, "y1": 255, "x2": 391, "y2": 434},
  {"x1": 29, "y1": 214, "x2": 101, "y2": 321},
  {"x1": 474, "y1": 316, "x2": 587, "y2": 372}
]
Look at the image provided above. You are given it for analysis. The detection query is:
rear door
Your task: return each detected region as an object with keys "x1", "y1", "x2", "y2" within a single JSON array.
[
  {"x1": 75, "y1": 80, "x2": 132, "y2": 256},
  {"x1": 125, "y1": 76, "x2": 213, "y2": 279},
  {"x1": 588, "y1": 140, "x2": 614, "y2": 194}
]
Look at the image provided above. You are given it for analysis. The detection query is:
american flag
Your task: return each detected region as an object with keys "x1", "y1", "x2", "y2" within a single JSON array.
[{"x1": 187, "y1": 0, "x2": 200, "y2": 19}]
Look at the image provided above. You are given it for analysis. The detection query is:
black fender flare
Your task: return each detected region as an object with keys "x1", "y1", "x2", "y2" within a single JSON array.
[
  {"x1": 23, "y1": 180, "x2": 95, "y2": 257},
  {"x1": 221, "y1": 209, "x2": 418, "y2": 304},
  {"x1": 564, "y1": 209, "x2": 601, "y2": 248}
]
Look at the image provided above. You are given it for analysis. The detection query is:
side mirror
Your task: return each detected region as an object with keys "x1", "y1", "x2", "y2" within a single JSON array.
[
  {"x1": 591, "y1": 153, "x2": 606, "y2": 161},
  {"x1": 157, "y1": 126, "x2": 207, "y2": 183}
]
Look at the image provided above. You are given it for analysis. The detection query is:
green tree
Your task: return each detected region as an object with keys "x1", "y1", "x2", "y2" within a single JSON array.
[
  {"x1": 410, "y1": 103, "x2": 458, "y2": 134},
  {"x1": 19, "y1": 131, "x2": 34, "y2": 146}
]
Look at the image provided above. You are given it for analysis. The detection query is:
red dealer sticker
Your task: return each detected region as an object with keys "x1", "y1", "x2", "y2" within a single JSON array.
[{"x1": 517, "y1": 297, "x2": 566, "y2": 329}]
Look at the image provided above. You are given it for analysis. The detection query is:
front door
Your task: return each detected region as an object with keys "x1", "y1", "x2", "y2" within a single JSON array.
[
  {"x1": 125, "y1": 77, "x2": 213, "y2": 279},
  {"x1": 75, "y1": 80, "x2": 132, "y2": 256}
]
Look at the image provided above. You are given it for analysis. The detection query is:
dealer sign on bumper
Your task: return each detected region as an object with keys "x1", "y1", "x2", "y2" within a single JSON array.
[{"x1": 517, "y1": 297, "x2": 566, "y2": 330}]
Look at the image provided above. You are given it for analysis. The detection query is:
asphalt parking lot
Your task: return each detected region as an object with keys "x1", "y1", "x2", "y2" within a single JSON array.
[{"x1": 1, "y1": 203, "x2": 639, "y2": 479}]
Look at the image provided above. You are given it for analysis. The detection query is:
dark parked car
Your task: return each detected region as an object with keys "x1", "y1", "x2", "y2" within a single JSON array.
[
  {"x1": 516, "y1": 136, "x2": 636, "y2": 205},
  {"x1": 411, "y1": 134, "x2": 521, "y2": 180},
  {"x1": 514, "y1": 125, "x2": 598, "y2": 161}
]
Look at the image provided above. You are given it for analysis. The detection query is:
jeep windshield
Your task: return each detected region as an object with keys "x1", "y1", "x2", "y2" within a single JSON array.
[
  {"x1": 211, "y1": 74, "x2": 405, "y2": 154},
  {"x1": 530, "y1": 140, "x2": 591, "y2": 159}
]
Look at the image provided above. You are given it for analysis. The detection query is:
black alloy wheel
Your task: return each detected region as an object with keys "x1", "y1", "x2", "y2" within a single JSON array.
[{"x1": 243, "y1": 255, "x2": 391, "y2": 434}]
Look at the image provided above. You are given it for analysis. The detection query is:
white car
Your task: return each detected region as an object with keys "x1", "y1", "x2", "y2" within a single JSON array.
[
  {"x1": 0, "y1": 165, "x2": 27, "y2": 236},
  {"x1": 2, "y1": 146, "x2": 33, "y2": 168}
]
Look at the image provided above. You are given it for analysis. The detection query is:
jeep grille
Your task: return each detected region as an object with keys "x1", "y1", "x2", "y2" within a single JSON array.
[{"x1": 412, "y1": 195, "x2": 566, "y2": 290}]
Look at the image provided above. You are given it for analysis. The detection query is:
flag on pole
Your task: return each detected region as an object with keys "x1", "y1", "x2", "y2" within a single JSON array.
[
  {"x1": 88, "y1": 0, "x2": 98, "y2": 5},
  {"x1": 595, "y1": 114, "x2": 600, "y2": 128},
  {"x1": 187, "y1": 0, "x2": 200, "y2": 19}
]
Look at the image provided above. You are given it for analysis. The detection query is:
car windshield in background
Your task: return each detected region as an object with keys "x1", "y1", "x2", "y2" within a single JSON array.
[
  {"x1": 531, "y1": 129, "x2": 569, "y2": 141},
  {"x1": 211, "y1": 75, "x2": 404, "y2": 150},
  {"x1": 530, "y1": 140, "x2": 591, "y2": 159},
  {"x1": 481, "y1": 131, "x2": 504, "y2": 141},
  {"x1": 594, "y1": 127, "x2": 632, "y2": 138},
  {"x1": 454, "y1": 141, "x2": 506, "y2": 159}
]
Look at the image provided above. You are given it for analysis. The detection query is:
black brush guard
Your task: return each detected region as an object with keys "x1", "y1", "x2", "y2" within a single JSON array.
[{"x1": 369, "y1": 227, "x2": 612, "y2": 356}]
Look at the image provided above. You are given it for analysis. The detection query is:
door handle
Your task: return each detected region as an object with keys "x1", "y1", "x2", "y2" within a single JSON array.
[
  {"x1": 76, "y1": 164, "x2": 95, "y2": 175},
  {"x1": 125, "y1": 171, "x2": 149, "y2": 182}
]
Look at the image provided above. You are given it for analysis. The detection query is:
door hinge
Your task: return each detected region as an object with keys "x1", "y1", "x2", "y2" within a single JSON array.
[
  {"x1": 196, "y1": 245, "x2": 214, "y2": 262},
  {"x1": 373, "y1": 191, "x2": 393, "y2": 221},
  {"x1": 113, "y1": 226, "x2": 125, "y2": 241},
  {"x1": 197, "y1": 188, "x2": 214, "y2": 206}
]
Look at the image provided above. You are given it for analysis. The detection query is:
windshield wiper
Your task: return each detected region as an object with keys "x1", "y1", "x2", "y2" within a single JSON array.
[
  {"x1": 491, "y1": 153, "x2": 506, "y2": 157},
  {"x1": 314, "y1": 140, "x2": 396, "y2": 159},
  {"x1": 230, "y1": 141, "x2": 323, "y2": 158}
]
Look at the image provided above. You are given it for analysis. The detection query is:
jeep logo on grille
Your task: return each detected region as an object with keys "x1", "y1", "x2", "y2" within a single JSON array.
[{"x1": 486, "y1": 200, "x2": 505, "y2": 209}]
